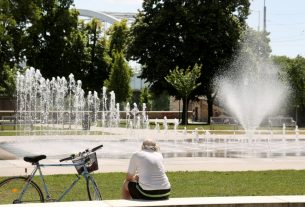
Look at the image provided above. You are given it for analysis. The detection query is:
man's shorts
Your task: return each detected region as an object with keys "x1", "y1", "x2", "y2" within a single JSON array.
[{"x1": 128, "y1": 181, "x2": 170, "y2": 200}]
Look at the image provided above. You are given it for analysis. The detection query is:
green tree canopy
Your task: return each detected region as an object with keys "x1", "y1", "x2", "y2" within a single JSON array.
[
  {"x1": 165, "y1": 64, "x2": 201, "y2": 124},
  {"x1": 25, "y1": 0, "x2": 79, "y2": 78},
  {"x1": 0, "y1": 0, "x2": 21, "y2": 95},
  {"x1": 127, "y1": 0, "x2": 250, "y2": 122},
  {"x1": 104, "y1": 52, "x2": 132, "y2": 104},
  {"x1": 0, "y1": 0, "x2": 114, "y2": 95},
  {"x1": 107, "y1": 19, "x2": 129, "y2": 54},
  {"x1": 140, "y1": 86, "x2": 152, "y2": 110},
  {"x1": 104, "y1": 19, "x2": 132, "y2": 104},
  {"x1": 82, "y1": 18, "x2": 112, "y2": 93},
  {"x1": 273, "y1": 55, "x2": 305, "y2": 125}
]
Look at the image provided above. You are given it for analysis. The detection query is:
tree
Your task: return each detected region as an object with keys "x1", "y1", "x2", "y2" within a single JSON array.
[
  {"x1": 127, "y1": 0, "x2": 250, "y2": 123},
  {"x1": 151, "y1": 91, "x2": 170, "y2": 111},
  {"x1": 104, "y1": 19, "x2": 132, "y2": 104},
  {"x1": 25, "y1": 0, "x2": 79, "y2": 78},
  {"x1": 241, "y1": 28, "x2": 272, "y2": 60},
  {"x1": 82, "y1": 18, "x2": 112, "y2": 93},
  {"x1": 0, "y1": 0, "x2": 27, "y2": 96},
  {"x1": 0, "y1": 0, "x2": 113, "y2": 96},
  {"x1": 107, "y1": 19, "x2": 129, "y2": 54},
  {"x1": 104, "y1": 52, "x2": 132, "y2": 104},
  {"x1": 1, "y1": 0, "x2": 42, "y2": 66},
  {"x1": 273, "y1": 55, "x2": 305, "y2": 126},
  {"x1": 63, "y1": 20, "x2": 90, "y2": 82},
  {"x1": 165, "y1": 64, "x2": 201, "y2": 125},
  {"x1": 140, "y1": 86, "x2": 152, "y2": 110},
  {"x1": 0, "y1": 65, "x2": 16, "y2": 96},
  {"x1": 0, "y1": 0, "x2": 84, "y2": 95}
]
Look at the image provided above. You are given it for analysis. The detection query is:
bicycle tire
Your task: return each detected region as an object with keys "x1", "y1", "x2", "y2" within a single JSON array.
[
  {"x1": 0, "y1": 176, "x2": 44, "y2": 204},
  {"x1": 86, "y1": 176, "x2": 102, "y2": 200}
]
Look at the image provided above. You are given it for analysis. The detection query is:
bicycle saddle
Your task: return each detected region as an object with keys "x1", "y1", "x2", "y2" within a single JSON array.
[{"x1": 24, "y1": 155, "x2": 47, "y2": 163}]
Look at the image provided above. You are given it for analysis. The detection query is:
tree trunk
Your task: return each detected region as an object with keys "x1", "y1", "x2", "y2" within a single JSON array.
[
  {"x1": 181, "y1": 97, "x2": 188, "y2": 125},
  {"x1": 207, "y1": 93, "x2": 214, "y2": 124}
]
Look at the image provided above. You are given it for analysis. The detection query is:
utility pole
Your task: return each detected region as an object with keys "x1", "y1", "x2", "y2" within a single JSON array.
[{"x1": 263, "y1": 0, "x2": 266, "y2": 32}]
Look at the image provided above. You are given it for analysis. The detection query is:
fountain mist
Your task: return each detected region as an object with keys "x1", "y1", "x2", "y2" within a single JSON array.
[{"x1": 217, "y1": 32, "x2": 289, "y2": 133}]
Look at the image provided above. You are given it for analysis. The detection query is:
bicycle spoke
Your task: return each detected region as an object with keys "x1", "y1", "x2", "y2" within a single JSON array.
[{"x1": 0, "y1": 177, "x2": 44, "y2": 204}]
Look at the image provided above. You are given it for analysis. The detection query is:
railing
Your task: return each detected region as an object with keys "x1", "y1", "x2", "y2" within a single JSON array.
[{"x1": 0, "y1": 116, "x2": 34, "y2": 131}]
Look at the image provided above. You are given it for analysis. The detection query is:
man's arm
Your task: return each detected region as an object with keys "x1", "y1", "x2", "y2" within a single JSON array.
[{"x1": 125, "y1": 173, "x2": 139, "y2": 182}]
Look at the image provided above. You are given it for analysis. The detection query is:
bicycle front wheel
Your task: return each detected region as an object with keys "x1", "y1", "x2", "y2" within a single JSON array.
[
  {"x1": 86, "y1": 176, "x2": 102, "y2": 200},
  {"x1": 0, "y1": 177, "x2": 44, "y2": 204}
]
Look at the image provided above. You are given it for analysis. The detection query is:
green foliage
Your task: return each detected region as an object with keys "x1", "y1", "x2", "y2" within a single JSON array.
[
  {"x1": 233, "y1": 28, "x2": 272, "y2": 79},
  {"x1": 140, "y1": 86, "x2": 152, "y2": 110},
  {"x1": 165, "y1": 64, "x2": 201, "y2": 124},
  {"x1": 82, "y1": 18, "x2": 112, "y2": 93},
  {"x1": 0, "y1": 0, "x2": 115, "y2": 95},
  {"x1": 127, "y1": 0, "x2": 250, "y2": 121},
  {"x1": 104, "y1": 52, "x2": 132, "y2": 103},
  {"x1": 63, "y1": 22, "x2": 90, "y2": 80},
  {"x1": 165, "y1": 64, "x2": 201, "y2": 99},
  {"x1": 107, "y1": 19, "x2": 129, "y2": 54},
  {"x1": 151, "y1": 91, "x2": 170, "y2": 111},
  {"x1": 0, "y1": 65, "x2": 17, "y2": 96},
  {"x1": 25, "y1": 0, "x2": 79, "y2": 78},
  {"x1": 273, "y1": 55, "x2": 305, "y2": 125},
  {"x1": 241, "y1": 28, "x2": 272, "y2": 60},
  {"x1": 104, "y1": 19, "x2": 132, "y2": 103},
  {"x1": 0, "y1": 0, "x2": 17, "y2": 96},
  {"x1": 286, "y1": 56, "x2": 305, "y2": 108}
]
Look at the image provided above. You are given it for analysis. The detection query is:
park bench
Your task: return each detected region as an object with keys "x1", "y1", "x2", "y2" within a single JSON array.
[
  {"x1": 268, "y1": 116, "x2": 296, "y2": 128},
  {"x1": 210, "y1": 116, "x2": 238, "y2": 130}
]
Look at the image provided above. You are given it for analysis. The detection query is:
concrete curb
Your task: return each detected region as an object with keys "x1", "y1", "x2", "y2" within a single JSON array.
[
  {"x1": 0, "y1": 147, "x2": 17, "y2": 160},
  {"x1": 2, "y1": 196, "x2": 305, "y2": 207}
]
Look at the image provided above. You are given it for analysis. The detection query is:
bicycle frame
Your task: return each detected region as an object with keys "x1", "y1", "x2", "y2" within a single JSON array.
[{"x1": 17, "y1": 161, "x2": 91, "y2": 202}]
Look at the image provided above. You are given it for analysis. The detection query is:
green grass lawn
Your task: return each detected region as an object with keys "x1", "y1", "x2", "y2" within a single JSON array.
[{"x1": 1, "y1": 170, "x2": 305, "y2": 204}]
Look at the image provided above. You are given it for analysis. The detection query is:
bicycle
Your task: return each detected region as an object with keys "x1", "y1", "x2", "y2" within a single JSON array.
[{"x1": 0, "y1": 144, "x2": 103, "y2": 204}]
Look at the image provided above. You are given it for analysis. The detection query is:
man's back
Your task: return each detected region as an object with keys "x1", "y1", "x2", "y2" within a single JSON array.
[{"x1": 128, "y1": 150, "x2": 170, "y2": 190}]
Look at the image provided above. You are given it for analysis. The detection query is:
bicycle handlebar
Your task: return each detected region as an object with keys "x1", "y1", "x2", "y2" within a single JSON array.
[
  {"x1": 59, "y1": 144, "x2": 103, "y2": 162},
  {"x1": 91, "y1": 144, "x2": 103, "y2": 152},
  {"x1": 59, "y1": 154, "x2": 75, "y2": 162}
]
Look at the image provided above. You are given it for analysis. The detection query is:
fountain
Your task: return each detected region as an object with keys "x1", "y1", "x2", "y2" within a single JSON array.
[
  {"x1": 15, "y1": 67, "x2": 152, "y2": 134},
  {"x1": 217, "y1": 31, "x2": 289, "y2": 140},
  {"x1": 219, "y1": 64, "x2": 287, "y2": 133},
  {"x1": 1, "y1": 32, "x2": 305, "y2": 161}
]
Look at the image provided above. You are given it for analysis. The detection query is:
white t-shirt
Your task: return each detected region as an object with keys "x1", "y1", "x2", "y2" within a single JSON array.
[{"x1": 127, "y1": 149, "x2": 171, "y2": 190}]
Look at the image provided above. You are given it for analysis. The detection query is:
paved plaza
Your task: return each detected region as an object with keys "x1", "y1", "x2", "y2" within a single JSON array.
[
  {"x1": 1, "y1": 127, "x2": 305, "y2": 176},
  {"x1": 1, "y1": 129, "x2": 305, "y2": 207}
]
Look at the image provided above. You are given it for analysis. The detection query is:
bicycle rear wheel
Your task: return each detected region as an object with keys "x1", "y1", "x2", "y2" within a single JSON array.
[
  {"x1": 86, "y1": 176, "x2": 102, "y2": 200},
  {"x1": 0, "y1": 177, "x2": 44, "y2": 204}
]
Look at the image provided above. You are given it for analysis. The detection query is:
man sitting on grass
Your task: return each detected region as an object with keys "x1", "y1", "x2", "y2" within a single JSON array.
[{"x1": 122, "y1": 139, "x2": 171, "y2": 200}]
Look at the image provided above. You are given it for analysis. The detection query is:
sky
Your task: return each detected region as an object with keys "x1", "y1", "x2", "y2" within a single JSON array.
[{"x1": 73, "y1": 0, "x2": 305, "y2": 58}]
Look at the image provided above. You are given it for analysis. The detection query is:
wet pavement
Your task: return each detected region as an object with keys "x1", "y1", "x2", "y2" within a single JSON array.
[{"x1": 1, "y1": 130, "x2": 305, "y2": 176}]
